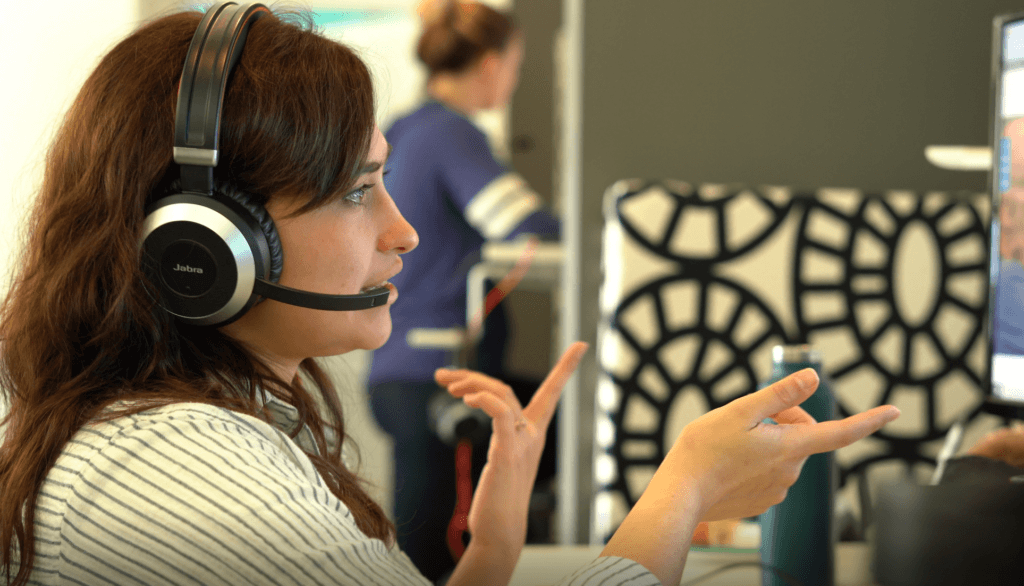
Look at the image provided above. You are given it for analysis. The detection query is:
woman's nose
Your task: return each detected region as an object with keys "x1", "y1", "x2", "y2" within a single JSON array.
[{"x1": 379, "y1": 195, "x2": 419, "y2": 254}]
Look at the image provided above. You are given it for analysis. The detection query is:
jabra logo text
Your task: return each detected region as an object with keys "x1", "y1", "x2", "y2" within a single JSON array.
[{"x1": 173, "y1": 264, "x2": 204, "y2": 274}]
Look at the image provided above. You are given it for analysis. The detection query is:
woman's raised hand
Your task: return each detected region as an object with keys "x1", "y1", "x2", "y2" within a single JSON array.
[
  {"x1": 669, "y1": 368, "x2": 900, "y2": 521},
  {"x1": 602, "y1": 368, "x2": 900, "y2": 586},
  {"x1": 434, "y1": 341, "x2": 588, "y2": 586},
  {"x1": 436, "y1": 352, "x2": 901, "y2": 586}
]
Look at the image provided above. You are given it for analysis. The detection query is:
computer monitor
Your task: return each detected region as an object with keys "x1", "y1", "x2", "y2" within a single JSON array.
[{"x1": 988, "y1": 11, "x2": 1024, "y2": 408}]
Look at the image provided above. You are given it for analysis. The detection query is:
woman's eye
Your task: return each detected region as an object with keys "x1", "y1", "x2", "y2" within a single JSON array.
[{"x1": 345, "y1": 184, "x2": 372, "y2": 205}]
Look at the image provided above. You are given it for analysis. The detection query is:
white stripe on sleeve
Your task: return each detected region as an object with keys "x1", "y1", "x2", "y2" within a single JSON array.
[
  {"x1": 561, "y1": 556, "x2": 662, "y2": 586},
  {"x1": 463, "y1": 172, "x2": 542, "y2": 239}
]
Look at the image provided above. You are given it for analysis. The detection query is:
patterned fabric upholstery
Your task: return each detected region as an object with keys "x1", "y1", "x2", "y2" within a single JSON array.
[{"x1": 593, "y1": 179, "x2": 1000, "y2": 541}]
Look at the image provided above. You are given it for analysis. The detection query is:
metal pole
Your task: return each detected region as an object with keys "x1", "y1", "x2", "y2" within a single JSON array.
[{"x1": 557, "y1": 0, "x2": 585, "y2": 546}]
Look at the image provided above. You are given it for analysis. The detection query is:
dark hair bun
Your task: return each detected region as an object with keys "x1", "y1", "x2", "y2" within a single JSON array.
[{"x1": 416, "y1": 1, "x2": 516, "y2": 75}]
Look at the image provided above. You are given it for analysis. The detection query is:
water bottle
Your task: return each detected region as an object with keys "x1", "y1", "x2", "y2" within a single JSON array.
[{"x1": 759, "y1": 344, "x2": 836, "y2": 586}]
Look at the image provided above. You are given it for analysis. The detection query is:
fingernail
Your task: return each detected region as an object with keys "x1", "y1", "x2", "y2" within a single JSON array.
[{"x1": 885, "y1": 407, "x2": 901, "y2": 422}]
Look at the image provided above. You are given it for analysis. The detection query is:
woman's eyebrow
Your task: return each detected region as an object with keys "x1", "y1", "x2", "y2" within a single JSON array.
[{"x1": 357, "y1": 143, "x2": 393, "y2": 175}]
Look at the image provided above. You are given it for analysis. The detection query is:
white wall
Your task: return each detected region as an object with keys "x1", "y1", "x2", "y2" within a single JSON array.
[
  {"x1": 0, "y1": 1, "x2": 140, "y2": 295},
  {"x1": 0, "y1": 0, "x2": 139, "y2": 425}
]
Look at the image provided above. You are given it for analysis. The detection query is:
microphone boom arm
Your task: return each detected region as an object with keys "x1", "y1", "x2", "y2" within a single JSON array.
[{"x1": 252, "y1": 278, "x2": 389, "y2": 311}]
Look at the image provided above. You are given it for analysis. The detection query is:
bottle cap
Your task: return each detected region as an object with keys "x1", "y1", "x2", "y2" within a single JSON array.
[{"x1": 772, "y1": 344, "x2": 821, "y2": 365}]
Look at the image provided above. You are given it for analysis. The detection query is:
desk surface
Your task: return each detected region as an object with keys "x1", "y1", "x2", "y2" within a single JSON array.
[{"x1": 512, "y1": 542, "x2": 876, "y2": 586}]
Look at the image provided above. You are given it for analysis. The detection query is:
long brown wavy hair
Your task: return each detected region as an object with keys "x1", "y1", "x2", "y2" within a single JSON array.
[{"x1": 0, "y1": 8, "x2": 394, "y2": 584}]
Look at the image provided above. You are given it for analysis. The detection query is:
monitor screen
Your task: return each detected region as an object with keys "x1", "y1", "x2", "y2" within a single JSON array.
[{"x1": 989, "y1": 13, "x2": 1024, "y2": 405}]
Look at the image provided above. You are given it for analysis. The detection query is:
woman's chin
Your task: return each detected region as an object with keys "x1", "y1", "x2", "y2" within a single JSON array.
[
  {"x1": 310, "y1": 312, "x2": 392, "y2": 357},
  {"x1": 361, "y1": 317, "x2": 393, "y2": 351}
]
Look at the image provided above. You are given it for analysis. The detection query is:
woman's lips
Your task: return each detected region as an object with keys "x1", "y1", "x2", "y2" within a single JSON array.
[
  {"x1": 360, "y1": 281, "x2": 390, "y2": 293},
  {"x1": 360, "y1": 281, "x2": 397, "y2": 303}
]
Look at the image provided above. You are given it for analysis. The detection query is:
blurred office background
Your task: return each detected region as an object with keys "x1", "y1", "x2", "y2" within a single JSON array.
[{"x1": 3, "y1": 0, "x2": 1023, "y2": 552}]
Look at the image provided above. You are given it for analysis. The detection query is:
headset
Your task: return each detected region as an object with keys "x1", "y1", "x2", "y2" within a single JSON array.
[{"x1": 141, "y1": 1, "x2": 390, "y2": 327}]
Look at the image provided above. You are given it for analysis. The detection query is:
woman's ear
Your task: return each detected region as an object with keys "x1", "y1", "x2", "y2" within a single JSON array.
[{"x1": 476, "y1": 50, "x2": 502, "y2": 80}]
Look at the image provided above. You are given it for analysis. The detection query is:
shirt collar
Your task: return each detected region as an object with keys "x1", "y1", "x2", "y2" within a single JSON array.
[{"x1": 257, "y1": 389, "x2": 322, "y2": 456}]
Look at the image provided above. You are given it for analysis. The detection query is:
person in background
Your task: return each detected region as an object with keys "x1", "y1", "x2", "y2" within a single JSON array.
[
  {"x1": 0, "y1": 4, "x2": 902, "y2": 586},
  {"x1": 366, "y1": 1, "x2": 559, "y2": 580}
]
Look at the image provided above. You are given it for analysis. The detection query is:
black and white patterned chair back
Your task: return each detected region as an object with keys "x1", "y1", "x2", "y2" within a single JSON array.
[{"x1": 594, "y1": 179, "x2": 1000, "y2": 542}]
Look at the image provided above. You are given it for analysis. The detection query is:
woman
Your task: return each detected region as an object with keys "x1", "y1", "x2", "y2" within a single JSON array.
[
  {"x1": 366, "y1": 3, "x2": 559, "y2": 578},
  {"x1": 0, "y1": 4, "x2": 899, "y2": 586}
]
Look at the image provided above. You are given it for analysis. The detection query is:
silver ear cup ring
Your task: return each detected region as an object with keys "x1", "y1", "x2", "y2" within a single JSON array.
[{"x1": 142, "y1": 199, "x2": 257, "y2": 326}]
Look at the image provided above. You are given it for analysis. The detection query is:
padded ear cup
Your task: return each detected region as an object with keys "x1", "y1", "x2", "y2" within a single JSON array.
[
  {"x1": 141, "y1": 180, "x2": 282, "y2": 326},
  {"x1": 212, "y1": 181, "x2": 283, "y2": 284}
]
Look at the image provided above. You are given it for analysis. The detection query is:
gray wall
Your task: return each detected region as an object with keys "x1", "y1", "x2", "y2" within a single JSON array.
[
  {"x1": 511, "y1": 0, "x2": 563, "y2": 203},
  {"x1": 581, "y1": 1, "x2": 1024, "y2": 199}
]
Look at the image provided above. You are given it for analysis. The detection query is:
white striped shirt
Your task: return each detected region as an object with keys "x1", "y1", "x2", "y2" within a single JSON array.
[{"x1": 18, "y1": 401, "x2": 659, "y2": 586}]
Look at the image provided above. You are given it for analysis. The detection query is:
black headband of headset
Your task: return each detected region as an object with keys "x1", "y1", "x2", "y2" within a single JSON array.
[{"x1": 173, "y1": 2, "x2": 269, "y2": 195}]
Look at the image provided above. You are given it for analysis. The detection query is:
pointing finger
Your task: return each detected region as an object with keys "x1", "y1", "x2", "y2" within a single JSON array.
[
  {"x1": 445, "y1": 375, "x2": 516, "y2": 401},
  {"x1": 463, "y1": 392, "x2": 517, "y2": 433},
  {"x1": 794, "y1": 405, "x2": 900, "y2": 455},
  {"x1": 522, "y1": 342, "x2": 589, "y2": 428},
  {"x1": 435, "y1": 367, "x2": 471, "y2": 385},
  {"x1": 770, "y1": 405, "x2": 817, "y2": 426},
  {"x1": 734, "y1": 369, "x2": 819, "y2": 424}
]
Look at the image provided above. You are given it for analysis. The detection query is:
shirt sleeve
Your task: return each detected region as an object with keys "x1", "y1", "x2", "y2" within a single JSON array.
[
  {"x1": 55, "y1": 406, "x2": 432, "y2": 586},
  {"x1": 436, "y1": 118, "x2": 559, "y2": 241},
  {"x1": 554, "y1": 556, "x2": 661, "y2": 586}
]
